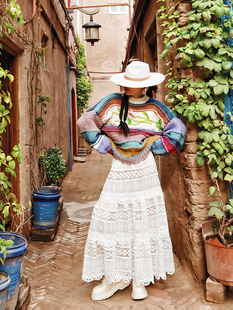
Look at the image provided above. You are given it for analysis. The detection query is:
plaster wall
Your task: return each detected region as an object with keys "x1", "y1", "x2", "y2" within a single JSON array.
[{"x1": 0, "y1": 0, "x2": 78, "y2": 235}]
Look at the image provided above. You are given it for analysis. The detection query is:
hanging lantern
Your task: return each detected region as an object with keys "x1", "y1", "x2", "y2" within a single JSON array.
[{"x1": 82, "y1": 15, "x2": 101, "y2": 46}]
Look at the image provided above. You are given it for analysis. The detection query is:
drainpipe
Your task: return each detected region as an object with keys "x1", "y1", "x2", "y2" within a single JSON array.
[
  {"x1": 67, "y1": 61, "x2": 72, "y2": 171},
  {"x1": 24, "y1": 0, "x2": 36, "y2": 25}
]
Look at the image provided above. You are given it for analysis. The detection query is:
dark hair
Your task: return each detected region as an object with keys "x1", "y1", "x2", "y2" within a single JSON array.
[
  {"x1": 119, "y1": 85, "x2": 158, "y2": 136},
  {"x1": 119, "y1": 93, "x2": 130, "y2": 136},
  {"x1": 146, "y1": 85, "x2": 158, "y2": 97}
]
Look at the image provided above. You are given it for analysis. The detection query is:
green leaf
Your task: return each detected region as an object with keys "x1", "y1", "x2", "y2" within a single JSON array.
[
  {"x1": 218, "y1": 48, "x2": 227, "y2": 55},
  {"x1": 213, "y1": 85, "x2": 223, "y2": 95},
  {"x1": 8, "y1": 160, "x2": 15, "y2": 170},
  {"x1": 195, "y1": 49, "x2": 205, "y2": 59},
  {"x1": 192, "y1": 23, "x2": 200, "y2": 31},
  {"x1": 222, "y1": 61, "x2": 232, "y2": 71},
  {"x1": 209, "y1": 202, "x2": 221, "y2": 208},
  {"x1": 209, "y1": 207, "x2": 224, "y2": 219},
  {"x1": 226, "y1": 157, "x2": 232, "y2": 165},
  {"x1": 2, "y1": 206, "x2": 9, "y2": 219},
  {"x1": 225, "y1": 204, "x2": 232, "y2": 211},
  {"x1": 203, "y1": 39, "x2": 212, "y2": 49},
  {"x1": 204, "y1": 59, "x2": 215, "y2": 71},
  {"x1": 209, "y1": 186, "x2": 216, "y2": 195},
  {"x1": 219, "y1": 161, "x2": 225, "y2": 169},
  {"x1": 212, "y1": 39, "x2": 221, "y2": 48},
  {"x1": 203, "y1": 10, "x2": 211, "y2": 22},
  {"x1": 222, "y1": 84, "x2": 229, "y2": 95},
  {"x1": 215, "y1": 6, "x2": 225, "y2": 17},
  {"x1": 209, "y1": 79, "x2": 218, "y2": 87},
  {"x1": 224, "y1": 167, "x2": 233, "y2": 174},
  {"x1": 195, "y1": 155, "x2": 205, "y2": 166},
  {"x1": 211, "y1": 171, "x2": 218, "y2": 180},
  {"x1": 215, "y1": 209, "x2": 224, "y2": 219},
  {"x1": 183, "y1": 34, "x2": 191, "y2": 40}
]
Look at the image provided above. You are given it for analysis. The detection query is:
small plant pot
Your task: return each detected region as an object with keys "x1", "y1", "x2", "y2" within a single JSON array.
[
  {"x1": 0, "y1": 271, "x2": 10, "y2": 310},
  {"x1": 202, "y1": 219, "x2": 233, "y2": 286},
  {"x1": 0, "y1": 232, "x2": 27, "y2": 310},
  {"x1": 32, "y1": 186, "x2": 61, "y2": 229}
]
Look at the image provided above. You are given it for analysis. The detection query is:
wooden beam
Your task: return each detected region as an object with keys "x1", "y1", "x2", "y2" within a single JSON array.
[
  {"x1": 41, "y1": 4, "x2": 67, "y2": 55},
  {"x1": 123, "y1": 0, "x2": 149, "y2": 70}
]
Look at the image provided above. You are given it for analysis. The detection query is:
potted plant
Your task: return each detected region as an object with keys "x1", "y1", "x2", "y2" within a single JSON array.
[
  {"x1": 32, "y1": 146, "x2": 67, "y2": 229},
  {"x1": 202, "y1": 177, "x2": 233, "y2": 286}
]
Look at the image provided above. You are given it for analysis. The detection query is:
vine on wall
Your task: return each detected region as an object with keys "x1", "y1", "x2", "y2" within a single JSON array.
[
  {"x1": 159, "y1": 0, "x2": 233, "y2": 244},
  {"x1": 76, "y1": 35, "x2": 92, "y2": 111},
  {"x1": 0, "y1": 0, "x2": 24, "y2": 260},
  {"x1": 159, "y1": 0, "x2": 233, "y2": 182}
]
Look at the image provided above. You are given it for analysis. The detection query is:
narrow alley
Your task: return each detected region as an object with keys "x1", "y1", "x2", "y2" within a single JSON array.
[{"x1": 24, "y1": 151, "x2": 233, "y2": 310}]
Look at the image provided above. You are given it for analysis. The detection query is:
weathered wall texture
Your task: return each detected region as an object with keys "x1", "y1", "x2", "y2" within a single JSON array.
[
  {"x1": 124, "y1": 0, "x2": 228, "y2": 282},
  {"x1": 0, "y1": 0, "x2": 78, "y2": 236}
]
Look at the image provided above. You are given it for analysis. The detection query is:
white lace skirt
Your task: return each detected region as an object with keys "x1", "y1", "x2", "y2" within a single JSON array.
[{"x1": 82, "y1": 152, "x2": 175, "y2": 286}]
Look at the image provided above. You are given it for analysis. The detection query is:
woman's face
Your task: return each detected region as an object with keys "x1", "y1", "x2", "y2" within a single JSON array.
[{"x1": 124, "y1": 87, "x2": 144, "y2": 98}]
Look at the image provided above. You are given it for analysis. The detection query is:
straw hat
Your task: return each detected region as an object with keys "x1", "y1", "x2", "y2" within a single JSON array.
[{"x1": 110, "y1": 61, "x2": 165, "y2": 88}]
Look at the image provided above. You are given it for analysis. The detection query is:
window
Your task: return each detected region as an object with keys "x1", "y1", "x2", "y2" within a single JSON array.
[
  {"x1": 41, "y1": 33, "x2": 49, "y2": 68},
  {"x1": 109, "y1": 5, "x2": 127, "y2": 14}
]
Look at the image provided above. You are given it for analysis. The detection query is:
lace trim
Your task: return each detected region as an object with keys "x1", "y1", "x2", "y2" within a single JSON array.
[
  {"x1": 86, "y1": 229, "x2": 172, "y2": 247},
  {"x1": 82, "y1": 267, "x2": 175, "y2": 286},
  {"x1": 108, "y1": 166, "x2": 157, "y2": 181}
]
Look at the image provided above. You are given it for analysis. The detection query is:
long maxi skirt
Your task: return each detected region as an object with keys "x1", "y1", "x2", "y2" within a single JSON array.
[{"x1": 82, "y1": 152, "x2": 175, "y2": 286}]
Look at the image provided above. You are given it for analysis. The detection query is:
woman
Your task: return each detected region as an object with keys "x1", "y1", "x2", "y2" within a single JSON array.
[{"x1": 77, "y1": 61, "x2": 186, "y2": 301}]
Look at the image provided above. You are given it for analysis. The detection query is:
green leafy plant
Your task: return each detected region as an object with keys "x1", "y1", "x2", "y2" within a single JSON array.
[
  {"x1": 0, "y1": 0, "x2": 24, "y2": 36},
  {"x1": 39, "y1": 146, "x2": 67, "y2": 186},
  {"x1": 159, "y1": 0, "x2": 233, "y2": 246},
  {"x1": 36, "y1": 94, "x2": 51, "y2": 127},
  {"x1": 0, "y1": 0, "x2": 24, "y2": 262},
  {"x1": 76, "y1": 35, "x2": 92, "y2": 111},
  {"x1": 35, "y1": 46, "x2": 46, "y2": 68}
]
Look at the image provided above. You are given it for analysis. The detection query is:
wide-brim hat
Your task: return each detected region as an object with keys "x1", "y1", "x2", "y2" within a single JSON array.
[{"x1": 110, "y1": 61, "x2": 165, "y2": 88}]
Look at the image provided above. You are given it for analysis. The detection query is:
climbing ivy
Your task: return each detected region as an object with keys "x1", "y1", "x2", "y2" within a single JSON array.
[
  {"x1": 0, "y1": 0, "x2": 24, "y2": 239},
  {"x1": 159, "y1": 0, "x2": 233, "y2": 245},
  {"x1": 35, "y1": 94, "x2": 51, "y2": 127},
  {"x1": 0, "y1": 0, "x2": 24, "y2": 36},
  {"x1": 76, "y1": 35, "x2": 92, "y2": 111}
]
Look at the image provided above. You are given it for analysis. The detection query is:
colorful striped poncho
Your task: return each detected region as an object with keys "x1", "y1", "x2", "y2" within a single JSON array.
[{"x1": 77, "y1": 93, "x2": 187, "y2": 164}]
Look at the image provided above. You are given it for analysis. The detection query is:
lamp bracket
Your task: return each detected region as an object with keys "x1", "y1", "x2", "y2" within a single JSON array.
[{"x1": 75, "y1": 7, "x2": 99, "y2": 15}]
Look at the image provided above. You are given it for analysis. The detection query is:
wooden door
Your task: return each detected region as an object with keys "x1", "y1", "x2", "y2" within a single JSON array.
[{"x1": 0, "y1": 47, "x2": 19, "y2": 201}]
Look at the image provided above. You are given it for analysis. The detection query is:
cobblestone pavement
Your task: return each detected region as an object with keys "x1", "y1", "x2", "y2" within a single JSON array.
[{"x1": 24, "y1": 151, "x2": 233, "y2": 309}]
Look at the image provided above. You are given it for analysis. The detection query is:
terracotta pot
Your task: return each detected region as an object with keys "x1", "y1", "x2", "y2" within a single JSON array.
[{"x1": 202, "y1": 219, "x2": 233, "y2": 286}]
